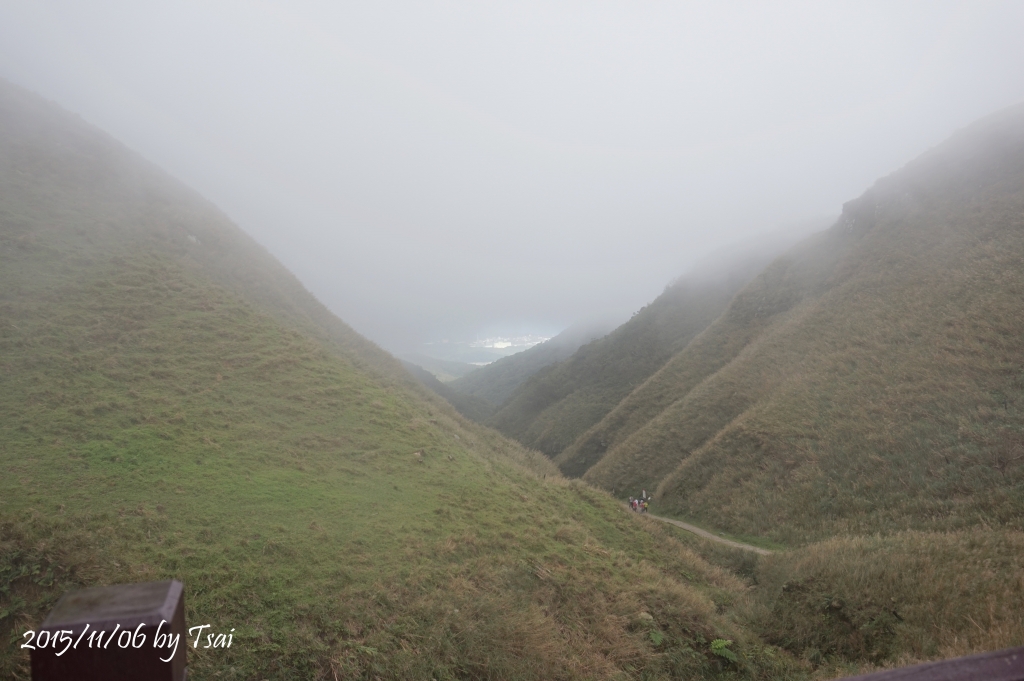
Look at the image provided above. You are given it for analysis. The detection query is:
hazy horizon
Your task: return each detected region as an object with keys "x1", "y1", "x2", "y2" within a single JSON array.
[{"x1": 3, "y1": 2, "x2": 1024, "y2": 355}]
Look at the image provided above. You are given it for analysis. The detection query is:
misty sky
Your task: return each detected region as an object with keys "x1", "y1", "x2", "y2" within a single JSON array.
[{"x1": 2, "y1": 2, "x2": 1024, "y2": 354}]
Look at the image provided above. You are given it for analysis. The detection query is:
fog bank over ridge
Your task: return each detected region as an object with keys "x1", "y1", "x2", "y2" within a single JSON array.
[{"x1": 2, "y1": 2, "x2": 1023, "y2": 352}]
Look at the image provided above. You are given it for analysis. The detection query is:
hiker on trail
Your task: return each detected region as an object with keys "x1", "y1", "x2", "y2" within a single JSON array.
[{"x1": 642, "y1": 500, "x2": 649, "y2": 513}]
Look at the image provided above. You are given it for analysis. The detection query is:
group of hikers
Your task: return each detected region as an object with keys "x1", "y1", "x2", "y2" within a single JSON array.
[{"x1": 628, "y1": 489, "x2": 650, "y2": 513}]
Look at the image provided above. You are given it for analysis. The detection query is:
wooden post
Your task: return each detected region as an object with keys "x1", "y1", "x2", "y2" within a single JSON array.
[{"x1": 30, "y1": 580, "x2": 187, "y2": 681}]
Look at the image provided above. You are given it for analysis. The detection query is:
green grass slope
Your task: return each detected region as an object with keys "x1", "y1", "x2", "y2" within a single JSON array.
[
  {"x1": 659, "y1": 521, "x2": 1024, "y2": 675},
  {"x1": 401, "y1": 360, "x2": 497, "y2": 423},
  {"x1": 0, "y1": 81, "x2": 805, "y2": 680},
  {"x1": 0, "y1": 78, "x2": 402, "y2": 388},
  {"x1": 447, "y1": 320, "x2": 615, "y2": 410},
  {"x1": 582, "y1": 103, "x2": 1024, "y2": 544},
  {"x1": 487, "y1": 249, "x2": 785, "y2": 473},
  {"x1": 748, "y1": 528, "x2": 1024, "y2": 667},
  {"x1": 398, "y1": 353, "x2": 479, "y2": 382},
  {"x1": 569, "y1": 230, "x2": 850, "y2": 492}
]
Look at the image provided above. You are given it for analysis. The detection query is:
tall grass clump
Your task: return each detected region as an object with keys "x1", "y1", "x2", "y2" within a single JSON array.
[{"x1": 747, "y1": 529, "x2": 1024, "y2": 670}]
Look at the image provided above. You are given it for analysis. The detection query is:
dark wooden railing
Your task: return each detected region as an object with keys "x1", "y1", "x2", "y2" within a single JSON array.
[{"x1": 841, "y1": 646, "x2": 1024, "y2": 680}]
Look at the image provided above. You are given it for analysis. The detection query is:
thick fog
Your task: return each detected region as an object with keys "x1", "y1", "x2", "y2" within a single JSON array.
[{"x1": 2, "y1": 2, "x2": 1024, "y2": 355}]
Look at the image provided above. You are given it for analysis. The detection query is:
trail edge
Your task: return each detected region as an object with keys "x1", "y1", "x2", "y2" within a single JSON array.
[{"x1": 641, "y1": 511, "x2": 773, "y2": 555}]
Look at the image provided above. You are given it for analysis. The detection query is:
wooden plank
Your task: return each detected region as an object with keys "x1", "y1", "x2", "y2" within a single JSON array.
[{"x1": 841, "y1": 646, "x2": 1024, "y2": 681}]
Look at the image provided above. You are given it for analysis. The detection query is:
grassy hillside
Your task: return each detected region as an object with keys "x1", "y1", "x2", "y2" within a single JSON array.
[
  {"x1": 0, "y1": 81, "x2": 807, "y2": 680},
  {"x1": 487, "y1": 247, "x2": 787, "y2": 472},
  {"x1": 398, "y1": 353, "x2": 479, "y2": 382},
  {"x1": 447, "y1": 320, "x2": 615, "y2": 410},
  {"x1": 569, "y1": 231, "x2": 849, "y2": 492},
  {"x1": 405, "y1": 322, "x2": 613, "y2": 423},
  {"x1": 659, "y1": 521, "x2": 1024, "y2": 675},
  {"x1": 401, "y1": 360, "x2": 496, "y2": 422},
  {"x1": 581, "y1": 103, "x2": 1024, "y2": 544},
  {"x1": 749, "y1": 529, "x2": 1024, "y2": 666}
]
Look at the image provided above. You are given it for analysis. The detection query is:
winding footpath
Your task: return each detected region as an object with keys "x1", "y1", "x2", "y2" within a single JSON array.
[{"x1": 636, "y1": 509, "x2": 773, "y2": 555}]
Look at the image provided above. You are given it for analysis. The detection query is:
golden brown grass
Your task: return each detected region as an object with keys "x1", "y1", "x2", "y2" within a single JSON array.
[{"x1": 748, "y1": 528, "x2": 1024, "y2": 673}]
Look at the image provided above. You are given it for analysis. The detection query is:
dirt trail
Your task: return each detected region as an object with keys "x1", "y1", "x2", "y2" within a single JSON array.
[{"x1": 638, "y1": 511, "x2": 773, "y2": 555}]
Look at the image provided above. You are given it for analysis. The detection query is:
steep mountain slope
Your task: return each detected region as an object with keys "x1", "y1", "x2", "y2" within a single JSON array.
[
  {"x1": 397, "y1": 353, "x2": 479, "y2": 382},
  {"x1": 487, "y1": 243, "x2": 797, "y2": 471},
  {"x1": 0, "y1": 81, "x2": 802, "y2": 679},
  {"x1": 405, "y1": 322, "x2": 614, "y2": 423},
  {"x1": 401, "y1": 360, "x2": 495, "y2": 422},
  {"x1": 0, "y1": 78, "x2": 401, "y2": 388},
  {"x1": 445, "y1": 319, "x2": 615, "y2": 409},
  {"x1": 581, "y1": 103, "x2": 1024, "y2": 543}
]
